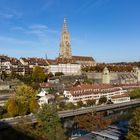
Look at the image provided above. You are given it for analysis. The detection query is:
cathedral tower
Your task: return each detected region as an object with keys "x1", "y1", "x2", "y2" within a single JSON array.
[{"x1": 59, "y1": 17, "x2": 72, "y2": 59}]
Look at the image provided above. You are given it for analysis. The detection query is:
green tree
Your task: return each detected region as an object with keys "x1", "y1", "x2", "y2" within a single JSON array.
[
  {"x1": 127, "y1": 108, "x2": 140, "y2": 140},
  {"x1": 98, "y1": 96, "x2": 107, "y2": 105},
  {"x1": 47, "y1": 72, "x2": 54, "y2": 78},
  {"x1": 9, "y1": 71, "x2": 17, "y2": 79},
  {"x1": 65, "y1": 102, "x2": 76, "y2": 110},
  {"x1": 83, "y1": 79, "x2": 94, "y2": 84},
  {"x1": 86, "y1": 99, "x2": 96, "y2": 106},
  {"x1": 0, "y1": 106, "x2": 5, "y2": 119},
  {"x1": 77, "y1": 101, "x2": 84, "y2": 108},
  {"x1": 58, "y1": 101, "x2": 66, "y2": 110},
  {"x1": 32, "y1": 66, "x2": 46, "y2": 83},
  {"x1": 1, "y1": 71, "x2": 7, "y2": 81},
  {"x1": 128, "y1": 89, "x2": 140, "y2": 99},
  {"x1": 55, "y1": 72, "x2": 64, "y2": 76},
  {"x1": 37, "y1": 104, "x2": 66, "y2": 140},
  {"x1": 19, "y1": 75, "x2": 32, "y2": 86}
]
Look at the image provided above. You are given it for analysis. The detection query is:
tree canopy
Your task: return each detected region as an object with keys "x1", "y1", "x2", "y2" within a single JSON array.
[
  {"x1": 5, "y1": 85, "x2": 39, "y2": 117},
  {"x1": 32, "y1": 66, "x2": 46, "y2": 83},
  {"x1": 86, "y1": 99, "x2": 96, "y2": 106},
  {"x1": 74, "y1": 111, "x2": 111, "y2": 131},
  {"x1": 128, "y1": 89, "x2": 140, "y2": 99},
  {"x1": 37, "y1": 104, "x2": 66, "y2": 140},
  {"x1": 98, "y1": 96, "x2": 107, "y2": 105},
  {"x1": 127, "y1": 107, "x2": 140, "y2": 140}
]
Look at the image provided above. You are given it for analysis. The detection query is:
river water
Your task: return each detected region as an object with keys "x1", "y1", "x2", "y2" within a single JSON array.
[{"x1": 68, "y1": 107, "x2": 137, "y2": 140}]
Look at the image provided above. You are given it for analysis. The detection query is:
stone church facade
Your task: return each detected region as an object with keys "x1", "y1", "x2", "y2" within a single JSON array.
[{"x1": 57, "y1": 17, "x2": 96, "y2": 67}]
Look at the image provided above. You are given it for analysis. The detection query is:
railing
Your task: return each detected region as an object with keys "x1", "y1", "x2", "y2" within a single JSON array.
[{"x1": 58, "y1": 99, "x2": 140, "y2": 118}]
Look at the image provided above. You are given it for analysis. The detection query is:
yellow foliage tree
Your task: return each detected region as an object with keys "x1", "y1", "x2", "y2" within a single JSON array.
[{"x1": 7, "y1": 98, "x2": 18, "y2": 117}]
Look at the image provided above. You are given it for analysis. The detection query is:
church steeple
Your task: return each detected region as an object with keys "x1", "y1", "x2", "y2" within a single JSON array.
[
  {"x1": 59, "y1": 17, "x2": 72, "y2": 59},
  {"x1": 63, "y1": 17, "x2": 67, "y2": 33}
]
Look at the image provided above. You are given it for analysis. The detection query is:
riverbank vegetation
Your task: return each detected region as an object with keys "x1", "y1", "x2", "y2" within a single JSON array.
[
  {"x1": 127, "y1": 107, "x2": 140, "y2": 140},
  {"x1": 74, "y1": 111, "x2": 112, "y2": 131},
  {"x1": 128, "y1": 89, "x2": 140, "y2": 99},
  {"x1": 0, "y1": 104, "x2": 66, "y2": 140}
]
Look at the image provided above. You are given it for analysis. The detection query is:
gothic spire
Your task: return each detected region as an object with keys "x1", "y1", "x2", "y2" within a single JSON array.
[{"x1": 63, "y1": 17, "x2": 67, "y2": 32}]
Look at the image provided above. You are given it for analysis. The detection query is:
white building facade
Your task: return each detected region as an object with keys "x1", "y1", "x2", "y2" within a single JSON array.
[
  {"x1": 49, "y1": 63, "x2": 81, "y2": 75},
  {"x1": 63, "y1": 84, "x2": 129, "y2": 104},
  {"x1": 111, "y1": 93, "x2": 130, "y2": 104}
]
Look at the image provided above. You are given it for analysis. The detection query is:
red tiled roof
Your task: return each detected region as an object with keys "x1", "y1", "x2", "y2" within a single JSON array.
[
  {"x1": 0, "y1": 55, "x2": 10, "y2": 62},
  {"x1": 40, "y1": 83, "x2": 53, "y2": 88},
  {"x1": 111, "y1": 93, "x2": 129, "y2": 99},
  {"x1": 20, "y1": 58, "x2": 29, "y2": 62},
  {"x1": 47, "y1": 59, "x2": 57, "y2": 65},
  {"x1": 56, "y1": 56, "x2": 95, "y2": 64},
  {"x1": 56, "y1": 58, "x2": 75, "y2": 64},
  {"x1": 72, "y1": 56, "x2": 95, "y2": 61},
  {"x1": 68, "y1": 84, "x2": 121, "y2": 96},
  {"x1": 21, "y1": 57, "x2": 48, "y2": 66},
  {"x1": 10, "y1": 58, "x2": 22, "y2": 65}
]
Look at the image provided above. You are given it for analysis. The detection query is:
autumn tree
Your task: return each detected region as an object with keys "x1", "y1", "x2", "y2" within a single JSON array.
[
  {"x1": 7, "y1": 98, "x2": 19, "y2": 117},
  {"x1": 16, "y1": 85, "x2": 38, "y2": 114},
  {"x1": 127, "y1": 108, "x2": 140, "y2": 140},
  {"x1": 37, "y1": 104, "x2": 66, "y2": 140},
  {"x1": 74, "y1": 111, "x2": 111, "y2": 131},
  {"x1": 32, "y1": 66, "x2": 46, "y2": 83},
  {"x1": 15, "y1": 85, "x2": 36, "y2": 101},
  {"x1": 29, "y1": 99, "x2": 39, "y2": 113},
  {"x1": 5, "y1": 85, "x2": 39, "y2": 116}
]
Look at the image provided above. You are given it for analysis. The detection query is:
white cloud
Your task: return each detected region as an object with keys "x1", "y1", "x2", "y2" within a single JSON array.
[
  {"x1": 29, "y1": 24, "x2": 48, "y2": 30},
  {"x1": 0, "y1": 8, "x2": 23, "y2": 19},
  {"x1": 0, "y1": 35, "x2": 59, "y2": 59},
  {"x1": 11, "y1": 24, "x2": 58, "y2": 41}
]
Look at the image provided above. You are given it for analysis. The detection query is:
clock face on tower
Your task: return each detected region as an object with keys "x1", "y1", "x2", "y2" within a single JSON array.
[{"x1": 66, "y1": 41, "x2": 69, "y2": 46}]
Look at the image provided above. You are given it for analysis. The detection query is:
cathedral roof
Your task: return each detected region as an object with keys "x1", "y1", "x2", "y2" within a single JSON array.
[
  {"x1": 72, "y1": 56, "x2": 95, "y2": 61},
  {"x1": 47, "y1": 59, "x2": 57, "y2": 65}
]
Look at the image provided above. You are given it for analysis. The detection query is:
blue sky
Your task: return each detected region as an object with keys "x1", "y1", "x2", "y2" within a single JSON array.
[{"x1": 0, "y1": 0, "x2": 140, "y2": 63}]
